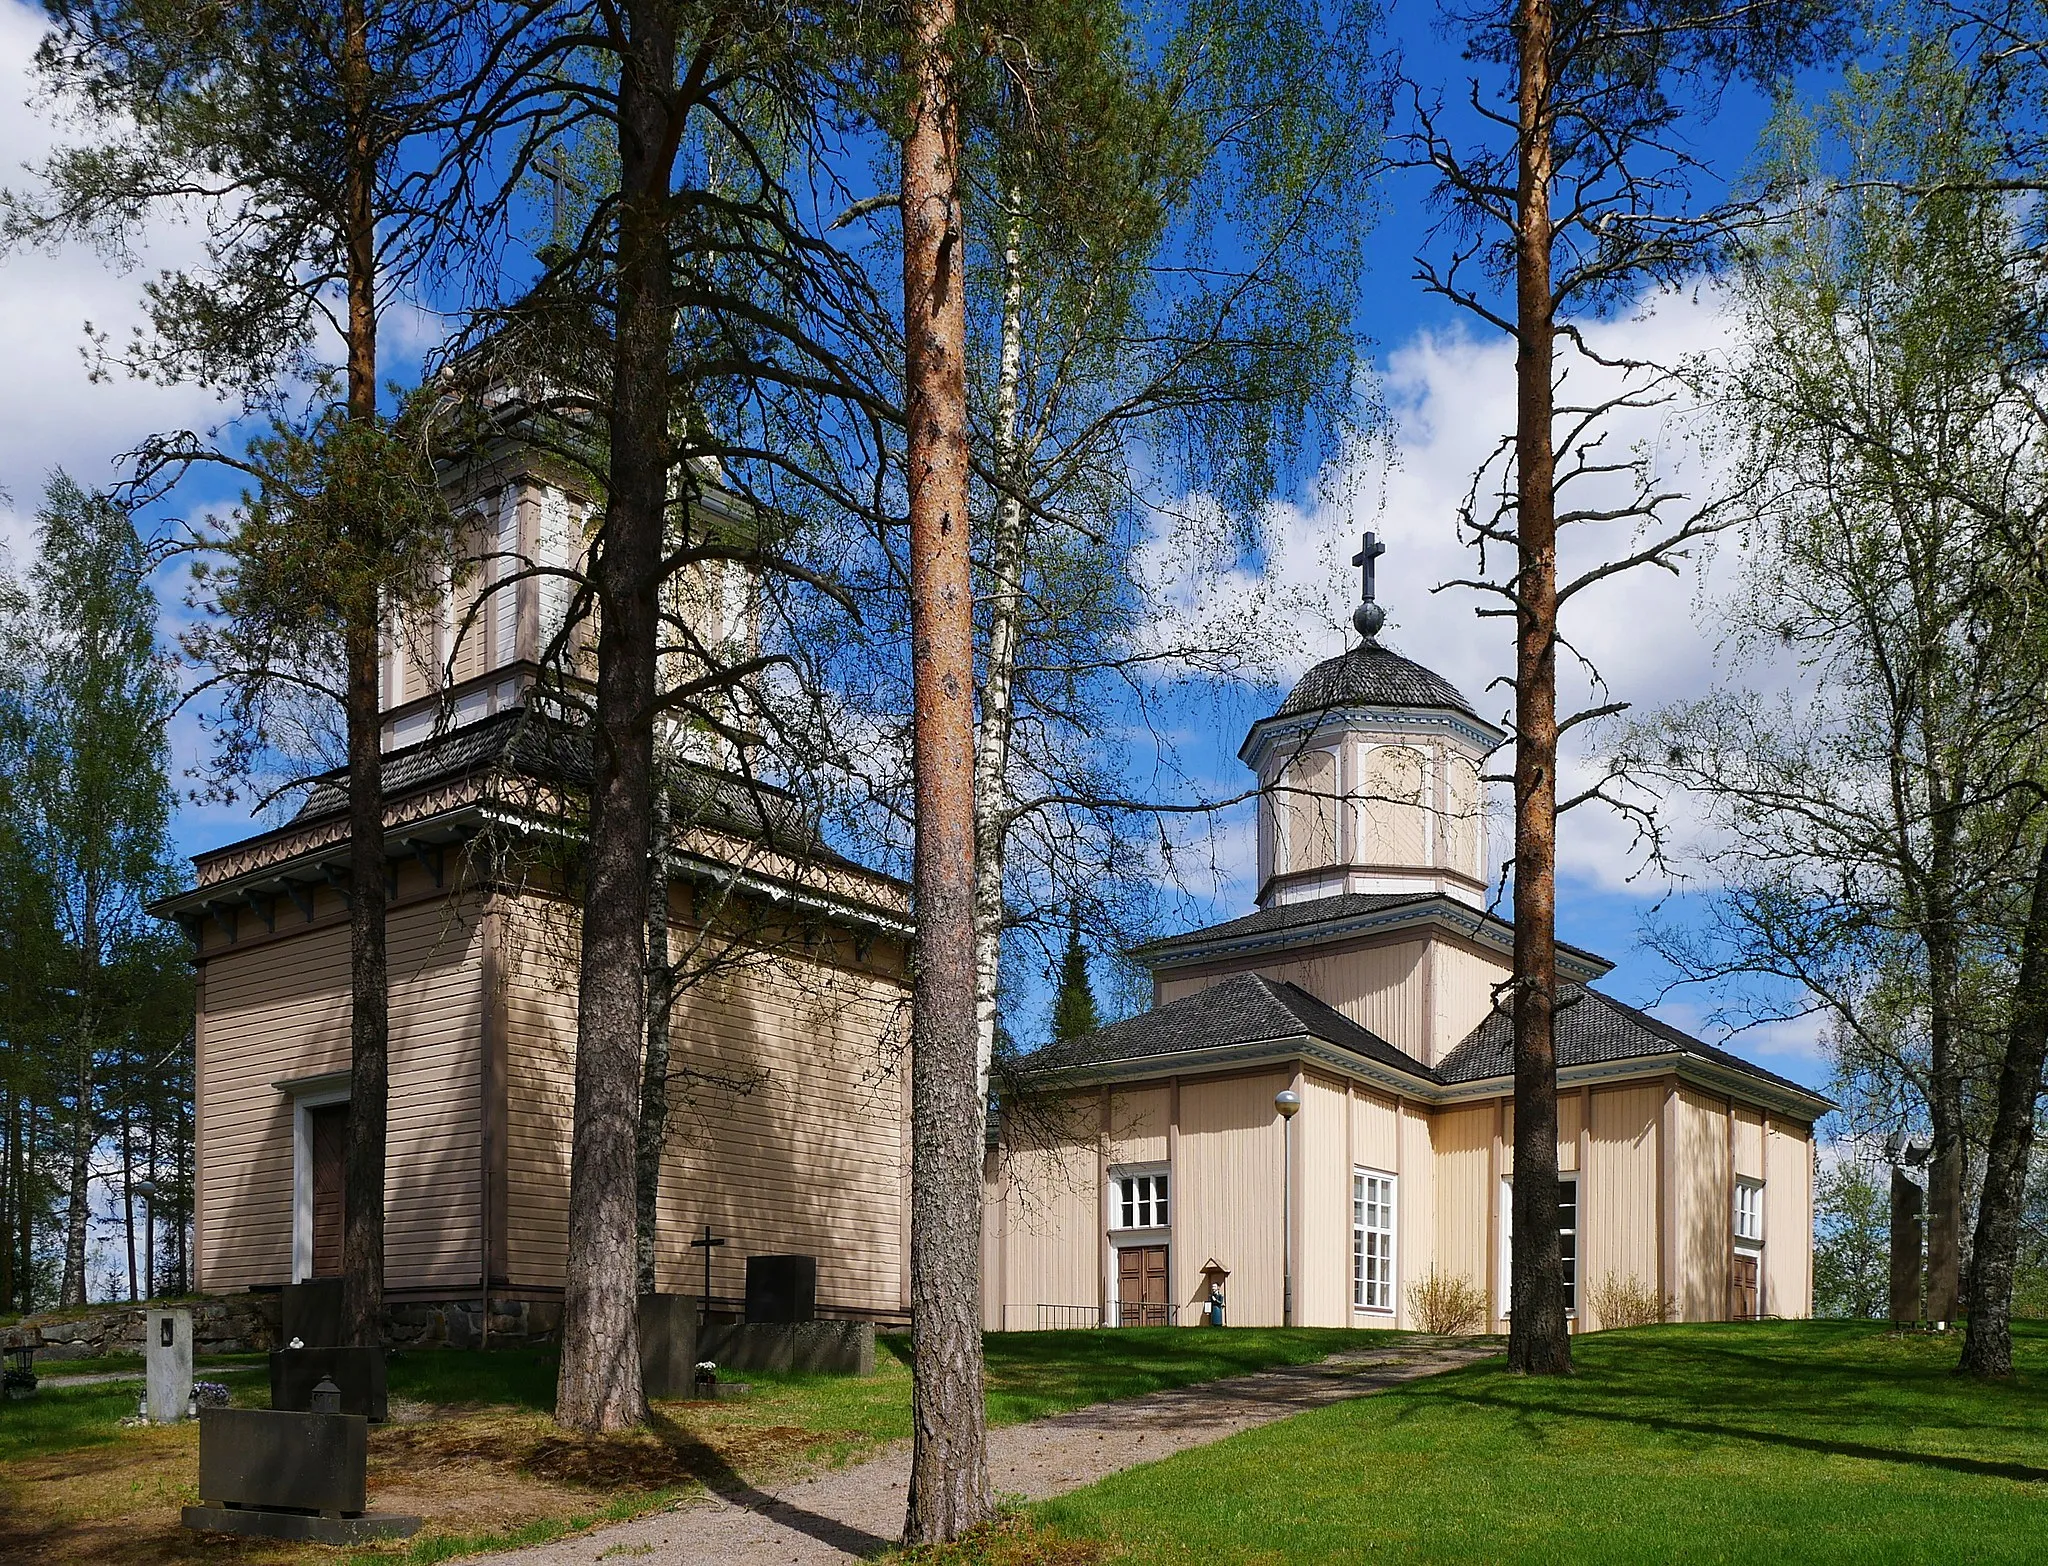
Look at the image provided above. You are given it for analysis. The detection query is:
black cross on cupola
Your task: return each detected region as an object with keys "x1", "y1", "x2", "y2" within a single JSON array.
[{"x1": 1352, "y1": 530, "x2": 1388, "y2": 642}]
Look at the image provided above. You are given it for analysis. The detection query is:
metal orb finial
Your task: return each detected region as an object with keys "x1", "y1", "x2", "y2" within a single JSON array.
[{"x1": 1353, "y1": 599, "x2": 1387, "y2": 640}]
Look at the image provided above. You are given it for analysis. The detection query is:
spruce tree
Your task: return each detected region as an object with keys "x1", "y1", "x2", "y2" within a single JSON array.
[{"x1": 1050, "y1": 913, "x2": 1100, "y2": 1044}]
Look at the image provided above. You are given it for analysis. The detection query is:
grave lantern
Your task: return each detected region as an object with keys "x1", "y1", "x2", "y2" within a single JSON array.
[
  {"x1": 3, "y1": 1342, "x2": 35, "y2": 1399},
  {"x1": 311, "y1": 1376, "x2": 343, "y2": 1414}
]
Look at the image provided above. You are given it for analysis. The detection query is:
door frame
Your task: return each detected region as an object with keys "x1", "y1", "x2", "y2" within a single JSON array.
[
  {"x1": 1111, "y1": 1239, "x2": 1170, "y2": 1327},
  {"x1": 289, "y1": 1075, "x2": 352, "y2": 1283}
]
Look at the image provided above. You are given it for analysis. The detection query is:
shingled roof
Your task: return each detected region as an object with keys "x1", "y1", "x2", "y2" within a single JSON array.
[
  {"x1": 1026, "y1": 972, "x2": 1438, "y2": 1084},
  {"x1": 1436, "y1": 984, "x2": 1822, "y2": 1101},
  {"x1": 1275, "y1": 639, "x2": 1480, "y2": 721}
]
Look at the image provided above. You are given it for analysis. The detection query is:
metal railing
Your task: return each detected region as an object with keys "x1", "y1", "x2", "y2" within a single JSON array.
[{"x1": 1032, "y1": 1303, "x2": 1104, "y2": 1331}]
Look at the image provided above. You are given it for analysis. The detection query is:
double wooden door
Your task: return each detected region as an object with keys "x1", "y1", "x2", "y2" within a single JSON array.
[
  {"x1": 1117, "y1": 1245, "x2": 1169, "y2": 1327},
  {"x1": 309, "y1": 1103, "x2": 349, "y2": 1278},
  {"x1": 1730, "y1": 1252, "x2": 1760, "y2": 1320}
]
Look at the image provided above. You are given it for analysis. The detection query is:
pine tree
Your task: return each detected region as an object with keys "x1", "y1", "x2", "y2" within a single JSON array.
[{"x1": 1050, "y1": 914, "x2": 1100, "y2": 1044}]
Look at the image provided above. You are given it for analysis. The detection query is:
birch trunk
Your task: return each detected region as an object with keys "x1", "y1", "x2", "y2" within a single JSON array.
[
  {"x1": 1506, "y1": 0, "x2": 1572, "y2": 1376},
  {"x1": 901, "y1": 0, "x2": 993, "y2": 1538},
  {"x1": 60, "y1": 1037, "x2": 91, "y2": 1306},
  {"x1": 972, "y1": 188, "x2": 1028, "y2": 1111}
]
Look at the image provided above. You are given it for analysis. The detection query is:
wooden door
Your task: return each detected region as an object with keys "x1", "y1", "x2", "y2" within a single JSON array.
[
  {"x1": 309, "y1": 1104, "x2": 349, "y2": 1278},
  {"x1": 1117, "y1": 1245, "x2": 1169, "y2": 1327},
  {"x1": 1730, "y1": 1253, "x2": 1759, "y2": 1320}
]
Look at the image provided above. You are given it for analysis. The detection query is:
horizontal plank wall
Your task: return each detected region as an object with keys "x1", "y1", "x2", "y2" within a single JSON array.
[
  {"x1": 1764, "y1": 1117, "x2": 1814, "y2": 1318},
  {"x1": 1674, "y1": 1088, "x2": 1733, "y2": 1321},
  {"x1": 500, "y1": 896, "x2": 912, "y2": 1315},
  {"x1": 196, "y1": 893, "x2": 485, "y2": 1292},
  {"x1": 1584, "y1": 1083, "x2": 1661, "y2": 1329},
  {"x1": 1175, "y1": 1070, "x2": 1289, "y2": 1326}
]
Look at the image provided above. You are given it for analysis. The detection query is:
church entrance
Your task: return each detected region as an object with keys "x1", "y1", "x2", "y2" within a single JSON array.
[
  {"x1": 309, "y1": 1102, "x2": 349, "y2": 1278},
  {"x1": 1730, "y1": 1252, "x2": 1760, "y2": 1320},
  {"x1": 1117, "y1": 1244, "x2": 1169, "y2": 1327}
]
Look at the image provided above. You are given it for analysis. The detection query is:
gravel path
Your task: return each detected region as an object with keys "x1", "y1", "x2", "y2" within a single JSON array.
[{"x1": 475, "y1": 1338, "x2": 1497, "y2": 1565}]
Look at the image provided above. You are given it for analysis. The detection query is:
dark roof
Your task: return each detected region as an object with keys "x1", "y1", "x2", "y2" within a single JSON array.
[
  {"x1": 291, "y1": 705, "x2": 825, "y2": 857},
  {"x1": 1025, "y1": 973, "x2": 1438, "y2": 1084},
  {"x1": 1436, "y1": 985, "x2": 1823, "y2": 1102},
  {"x1": 1132, "y1": 891, "x2": 1609, "y2": 974},
  {"x1": 1275, "y1": 639, "x2": 1479, "y2": 722}
]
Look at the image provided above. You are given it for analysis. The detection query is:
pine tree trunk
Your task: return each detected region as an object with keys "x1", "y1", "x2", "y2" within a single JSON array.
[
  {"x1": 1506, "y1": 0, "x2": 1571, "y2": 1376},
  {"x1": 971, "y1": 186, "x2": 1028, "y2": 1102},
  {"x1": 338, "y1": 0, "x2": 389, "y2": 1350},
  {"x1": 1, "y1": 1087, "x2": 15, "y2": 1311},
  {"x1": 901, "y1": 0, "x2": 993, "y2": 1541},
  {"x1": 1958, "y1": 836, "x2": 2048, "y2": 1377},
  {"x1": 555, "y1": 0, "x2": 675, "y2": 1435},
  {"x1": 636, "y1": 786, "x2": 673, "y2": 1298},
  {"x1": 61, "y1": 1040, "x2": 92, "y2": 1307}
]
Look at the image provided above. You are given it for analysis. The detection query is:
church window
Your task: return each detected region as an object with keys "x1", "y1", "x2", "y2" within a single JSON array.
[
  {"x1": 1499, "y1": 1175, "x2": 1579, "y2": 1315},
  {"x1": 1734, "y1": 1179, "x2": 1763, "y2": 1243},
  {"x1": 1353, "y1": 1170, "x2": 1396, "y2": 1313},
  {"x1": 1114, "y1": 1169, "x2": 1169, "y2": 1230}
]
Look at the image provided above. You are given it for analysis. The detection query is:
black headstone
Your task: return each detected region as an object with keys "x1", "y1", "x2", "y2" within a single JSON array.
[
  {"x1": 270, "y1": 1345, "x2": 387, "y2": 1422},
  {"x1": 280, "y1": 1279, "x2": 345, "y2": 1349},
  {"x1": 744, "y1": 1254, "x2": 817, "y2": 1324},
  {"x1": 196, "y1": 1407, "x2": 368, "y2": 1514}
]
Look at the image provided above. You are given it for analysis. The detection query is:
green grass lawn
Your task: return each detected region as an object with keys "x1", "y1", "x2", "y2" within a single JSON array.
[{"x1": 974, "y1": 1320, "x2": 2048, "y2": 1565}]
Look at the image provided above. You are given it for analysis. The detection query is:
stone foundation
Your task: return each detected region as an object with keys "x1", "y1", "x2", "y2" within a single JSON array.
[{"x1": 4, "y1": 1291, "x2": 561, "y2": 1362}]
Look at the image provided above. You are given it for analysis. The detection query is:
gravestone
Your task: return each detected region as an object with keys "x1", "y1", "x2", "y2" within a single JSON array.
[
  {"x1": 745, "y1": 1255, "x2": 817, "y2": 1323},
  {"x1": 270, "y1": 1345, "x2": 387, "y2": 1422},
  {"x1": 181, "y1": 1407, "x2": 419, "y2": 1544},
  {"x1": 280, "y1": 1279, "x2": 344, "y2": 1349},
  {"x1": 146, "y1": 1308, "x2": 193, "y2": 1424}
]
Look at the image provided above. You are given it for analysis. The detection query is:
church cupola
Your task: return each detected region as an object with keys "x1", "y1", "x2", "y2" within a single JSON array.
[{"x1": 1241, "y1": 533, "x2": 1506, "y2": 909}]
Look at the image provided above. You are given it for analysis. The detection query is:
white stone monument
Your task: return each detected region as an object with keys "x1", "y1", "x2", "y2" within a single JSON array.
[{"x1": 145, "y1": 1307, "x2": 193, "y2": 1424}]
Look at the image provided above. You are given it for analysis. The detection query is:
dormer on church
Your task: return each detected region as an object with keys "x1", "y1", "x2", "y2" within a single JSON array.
[{"x1": 1242, "y1": 534, "x2": 1503, "y2": 910}]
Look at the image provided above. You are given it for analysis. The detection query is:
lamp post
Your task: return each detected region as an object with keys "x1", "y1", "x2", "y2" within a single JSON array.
[{"x1": 1275, "y1": 1089, "x2": 1300, "y2": 1327}]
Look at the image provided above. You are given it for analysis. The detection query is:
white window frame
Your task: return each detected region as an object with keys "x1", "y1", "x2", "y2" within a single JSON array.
[
  {"x1": 286, "y1": 1075, "x2": 352, "y2": 1284},
  {"x1": 1109, "y1": 1164, "x2": 1171, "y2": 1233},
  {"x1": 1353, "y1": 1168, "x2": 1397, "y2": 1314},
  {"x1": 1499, "y1": 1174, "x2": 1579, "y2": 1316},
  {"x1": 1734, "y1": 1178, "x2": 1764, "y2": 1247}
]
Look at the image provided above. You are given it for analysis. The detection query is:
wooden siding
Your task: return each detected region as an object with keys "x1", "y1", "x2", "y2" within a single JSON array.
[
  {"x1": 1175, "y1": 1071, "x2": 1289, "y2": 1326},
  {"x1": 196, "y1": 896, "x2": 485, "y2": 1293},
  {"x1": 499, "y1": 900, "x2": 910, "y2": 1313},
  {"x1": 1673, "y1": 1089, "x2": 1733, "y2": 1321},
  {"x1": 1733, "y1": 1104, "x2": 1765, "y2": 1179},
  {"x1": 1298, "y1": 1074, "x2": 1348, "y2": 1326},
  {"x1": 1427, "y1": 938, "x2": 1509, "y2": 1067},
  {"x1": 1350, "y1": 1089, "x2": 1400, "y2": 1172},
  {"x1": 1397, "y1": 1099, "x2": 1434, "y2": 1328},
  {"x1": 1430, "y1": 1103, "x2": 1493, "y2": 1306},
  {"x1": 993, "y1": 1113, "x2": 1101, "y2": 1331},
  {"x1": 1107, "y1": 1087, "x2": 1168, "y2": 1168},
  {"x1": 1765, "y1": 1118, "x2": 1814, "y2": 1318},
  {"x1": 1156, "y1": 937, "x2": 1432, "y2": 1059},
  {"x1": 1582, "y1": 1084, "x2": 1662, "y2": 1329}
]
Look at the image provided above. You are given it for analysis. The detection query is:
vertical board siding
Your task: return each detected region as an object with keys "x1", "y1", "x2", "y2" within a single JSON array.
[
  {"x1": 1155, "y1": 939, "x2": 1432, "y2": 1056},
  {"x1": 1584, "y1": 1084, "x2": 1662, "y2": 1328},
  {"x1": 1351, "y1": 1090, "x2": 1399, "y2": 1172},
  {"x1": 1107, "y1": 1087, "x2": 1169, "y2": 1168},
  {"x1": 1764, "y1": 1119, "x2": 1814, "y2": 1318},
  {"x1": 998, "y1": 1114, "x2": 1102, "y2": 1330},
  {"x1": 1429, "y1": 1103, "x2": 1492, "y2": 1300},
  {"x1": 1298, "y1": 1075, "x2": 1349, "y2": 1326},
  {"x1": 1732, "y1": 1105, "x2": 1766, "y2": 1179},
  {"x1": 197, "y1": 898, "x2": 484, "y2": 1292},
  {"x1": 1675, "y1": 1089, "x2": 1732, "y2": 1321},
  {"x1": 1557, "y1": 1092, "x2": 1583, "y2": 1172},
  {"x1": 1428, "y1": 941, "x2": 1512, "y2": 1067},
  {"x1": 1176, "y1": 1072, "x2": 1288, "y2": 1326},
  {"x1": 1397, "y1": 1101, "x2": 1435, "y2": 1328},
  {"x1": 500, "y1": 900, "x2": 911, "y2": 1312}
]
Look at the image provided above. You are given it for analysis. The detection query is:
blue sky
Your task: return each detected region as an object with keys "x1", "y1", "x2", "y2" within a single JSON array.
[{"x1": 0, "y1": 0, "x2": 1842, "y2": 1096}]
